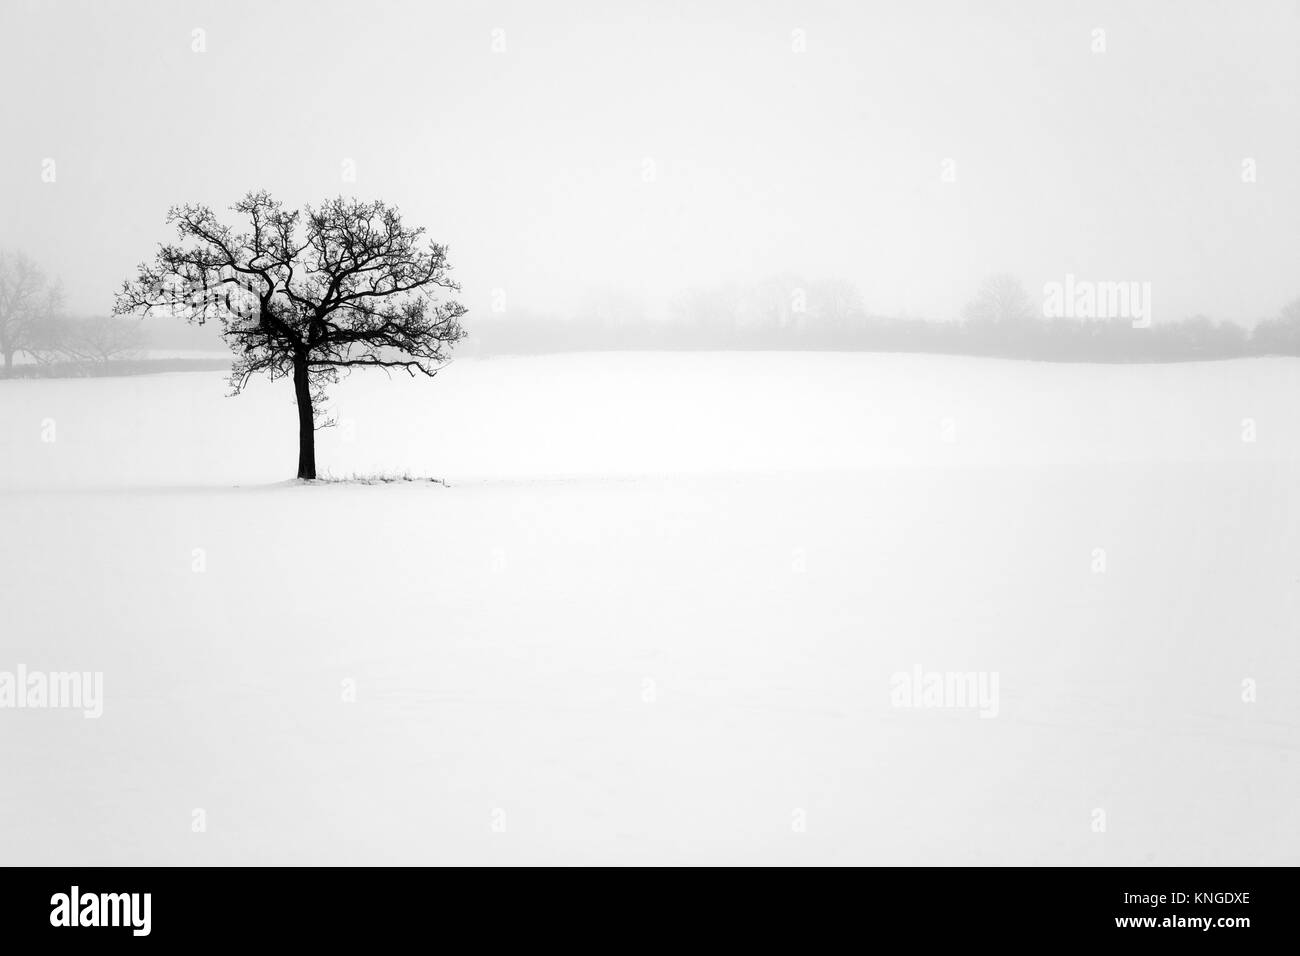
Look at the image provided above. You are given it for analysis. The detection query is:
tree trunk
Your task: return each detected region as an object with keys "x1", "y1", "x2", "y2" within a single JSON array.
[
  {"x1": 2, "y1": 349, "x2": 11, "y2": 375},
  {"x1": 293, "y1": 358, "x2": 316, "y2": 480}
]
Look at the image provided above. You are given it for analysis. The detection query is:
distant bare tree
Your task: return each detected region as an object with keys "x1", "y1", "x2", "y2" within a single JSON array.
[
  {"x1": 811, "y1": 278, "x2": 865, "y2": 328},
  {"x1": 670, "y1": 283, "x2": 742, "y2": 335},
  {"x1": 741, "y1": 275, "x2": 804, "y2": 331},
  {"x1": 962, "y1": 274, "x2": 1036, "y2": 326},
  {"x1": 0, "y1": 251, "x2": 59, "y2": 373},
  {"x1": 115, "y1": 191, "x2": 468, "y2": 479},
  {"x1": 57, "y1": 315, "x2": 145, "y2": 365},
  {"x1": 1251, "y1": 296, "x2": 1300, "y2": 355},
  {"x1": 1285, "y1": 297, "x2": 1300, "y2": 326}
]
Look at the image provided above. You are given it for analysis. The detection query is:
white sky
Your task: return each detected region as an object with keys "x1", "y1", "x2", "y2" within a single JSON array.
[{"x1": 1, "y1": 0, "x2": 1297, "y2": 323}]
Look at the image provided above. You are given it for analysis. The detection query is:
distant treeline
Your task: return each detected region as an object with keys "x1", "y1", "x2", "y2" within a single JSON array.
[
  {"x1": 6, "y1": 262, "x2": 1300, "y2": 377},
  {"x1": 468, "y1": 275, "x2": 1300, "y2": 362},
  {"x1": 468, "y1": 311, "x2": 1293, "y2": 361},
  {"x1": 2, "y1": 357, "x2": 230, "y2": 379}
]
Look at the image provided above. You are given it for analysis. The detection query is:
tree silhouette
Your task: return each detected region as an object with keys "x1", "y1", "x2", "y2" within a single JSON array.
[
  {"x1": 0, "y1": 251, "x2": 60, "y2": 373},
  {"x1": 962, "y1": 274, "x2": 1036, "y2": 326},
  {"x1": 116, "y1": 191, "x2": 467, "y2": 479},
  {"x1": 1253, "y1": 296, "x2": 1300, "y2": 356}
]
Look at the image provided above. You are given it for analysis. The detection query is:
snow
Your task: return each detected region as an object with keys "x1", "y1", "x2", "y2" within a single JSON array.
[{"x1": 1, "y1": 352, "x2": 1298, "y2": 864}]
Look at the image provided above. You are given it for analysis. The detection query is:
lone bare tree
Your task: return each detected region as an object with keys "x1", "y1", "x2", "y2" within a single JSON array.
[{"x1": 115, "y1": 191, "x2": 467, "y2": 479}]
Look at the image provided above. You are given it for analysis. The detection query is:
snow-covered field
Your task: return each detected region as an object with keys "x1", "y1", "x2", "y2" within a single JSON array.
[{"x1": 1, "y1": 352, "x2": 1297, "y2": 865}]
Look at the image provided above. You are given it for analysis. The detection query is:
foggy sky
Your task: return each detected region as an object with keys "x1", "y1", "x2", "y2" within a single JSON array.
[{"x1": 1, "y1": 0, "x2": 1296, "y2": 325}]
